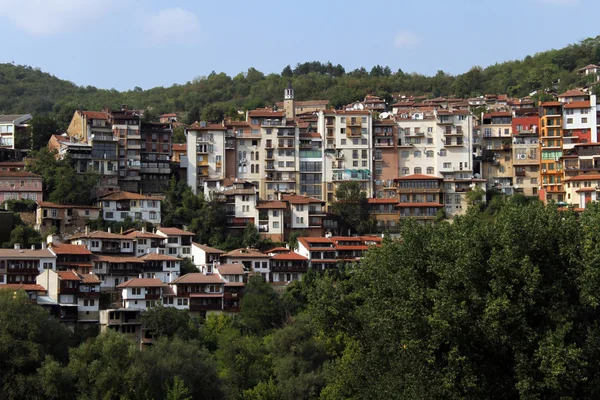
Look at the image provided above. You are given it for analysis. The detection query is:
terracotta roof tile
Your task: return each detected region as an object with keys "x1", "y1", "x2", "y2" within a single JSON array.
[
  {"x1": 0, "y1": 171, "x2": 41, "y2": 178},
  {"x1": 98, "y1": 191, "x2": 161, "y2": 201},
  {"x1": 0, "y1": 283, "x2": 46, "y2": 291},
  {"x1": 281, "y1": 194, "x2": 325, "y2": 204},
  {"x1": 172, "y1": 273, "x2": 224, "y2": 284},
  {"x1": 223, "y1": 248, "x2": 268, "y2": 258},
  {"x1": 564, "y1": 174, "x2": 600, "y2": 182},
  {"x1": 57, "y1": 270, "x2": 81, "y2": 281},
  {"x1": 217, "y1": 263, "x2": 245, "y2": 275},
  {"x1": 271, "y1": 252, "x2": 308, "y2": 261},
  {"x1": 38, "y1": 202, "x2": 100, "y2": 210},
  {"x1": 564, "y1": 101, "x2": 591, "y2": 109},
  {"x1": 117, "y1": 278, "x2": 165, "y2": 288},
  {"x1": 50, "y1": 244, "x2": 92, "y2": 255},
  {"x1": 80, "y1": 111, "x2": 109, "y2": 120},
  {"x1": 139, "y1": 252, "x2": 181, "y2": 261},
  {"x1": 192, "y1": 242, "x2": 225, "y2": 254},
  {"x1": 559, "y1": 89, "x2": 587, "y2": 98},
  {"x1": 70, "y1": 231, "x2": 129, "y2": 240},
  {"x1": 255, "y1": 201, "x2": 288, "y2": 209},
  {"x1": 157, "y1": 227, "x2": 195, "y2": 236},
  {"x1": 92, "y1": 255, "x2": 144, "y2": 263}
]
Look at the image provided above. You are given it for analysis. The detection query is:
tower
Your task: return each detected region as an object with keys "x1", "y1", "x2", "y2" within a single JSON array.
[{"x1": 284, "y1": 81, "x2": 295, "y2": 119}]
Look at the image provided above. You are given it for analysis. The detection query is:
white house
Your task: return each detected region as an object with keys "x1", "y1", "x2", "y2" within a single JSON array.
[
  {"x1": 0, "y1": 244, "x2": 56, "y2": 285},
  {"x1": 116, "y1": 278, "x2": 166, "y2": 310},
  {"x1": 191, "y1": 242, "x2": 224, "y2": 272},
  {"x1": 0, "y1": 114, "x2": 32, "y2": 149},
  {"x1": 96, "y1": 190, "x2": 162, "y2": 224},
  {"x1": 156, "y1": 227, "x2": 194, "y2": 258},
  {"x1": 138, "y1": 251, "x2": 181, "y2": 283}
]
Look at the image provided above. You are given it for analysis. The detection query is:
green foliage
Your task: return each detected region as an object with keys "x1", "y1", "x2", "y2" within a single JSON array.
[
  {"x1": 331, "y1": 181, "x2": 370, "y2": 235},
  {"x1": 1, "y1": 198, "x2": 37, "y2": 212},
  {"x1": 180, "y1": 257, "x2": 199, "y2": 274},
  {"x1": 165, "y1": 376, "x2": 192, "y2": 400},
  {"x1": 172, "y1": 125, "x2": 185, "y2": 143},
  {"x1": 141, "y1": 305, "x2": 200, "y2": 340},
  {"x1": 1, "y1": 212, "x2": 42, "y2": 248},
  {"x1": 239, "y1": 275, "x2": 284, "y2": 335},
  {"x1": 29, "y1": 114, "x2": 61, "y2": 151},
  {"x1": 242, "y1": 222, "x2": 261, "y2": 249}
]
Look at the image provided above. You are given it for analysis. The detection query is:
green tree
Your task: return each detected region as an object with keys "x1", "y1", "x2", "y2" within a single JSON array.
[
  {"x1": 166, "y1": 376, "x2": 192, "y2": 400},
  {"x1": 29, "y1": 114, "x2": 61, "y2": 150},
  {"x1": 240, "y1": 275, "x2": 284, "y2": 334},
  {"x1": 172, "y1": 125, "x2": 186, "y2": 143},
  {"x1": 141, "y1": 305, "x2": 200, "y2": 340},
  {"x1": 331, "y1": 181, "x2": 370, "y2": 235},
  {"x1": 242, "y1": 222, "x2": 261, "y2": 249}
]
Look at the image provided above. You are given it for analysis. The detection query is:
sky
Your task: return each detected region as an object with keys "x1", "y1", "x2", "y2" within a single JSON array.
[{"x1": 0, "y1": 0, "x2": 597, "y2": 91}]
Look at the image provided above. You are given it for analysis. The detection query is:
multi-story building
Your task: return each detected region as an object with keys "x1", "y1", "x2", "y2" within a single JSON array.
[
  {"x1": 540, "y1": 102, "x2": 565, "y2": 203},
  {"x1": 216, "y1": 263, "x2": 245, "y2": 312},
  {"x1": 138, "y1": 251, "x2": 181, "y2": 283},
  {"x1": 268, "y1": 251, "x2": 308, "y2": 284},
  {"x1": 0, "y1": 170, "x2": 43, "y2": 202},
  {"x1": 99, "y1": 308, "x2": 143, "y2": 342},
  {"x1": 395, "y1": 174, "x2": 444, "y2": 224},
  {"x1": 0, "y1": 114, "x2": 32, "y2": 150},
  {"x1": 319, "y1": 110, "x2": 373, "y2": 207},
  {"x1": 117, "y1": 278, "x2": 167, "y2": 310},
  {"x1": 372, "y1": 119, "x2": 398, "y2": 199},
  {"x1": 185, "y1": 121, "x2": 228, "y2": 195},
  {"x1": 111, "y1": 108, "x2": 142, "y2": 192},
  {"x1": 0, "y1": 244, "x2": 56, "y2": 284},
  {"x1": 169, "y1": 272, "x2": 225, "y2": 316},
  {"x1": 191, "y1": 242, "x2": 224, "y2": 272},
  {"x1": 97, "y1": 190, "x2": 161, "y2": 225},
  {"x1": 481, "y1": 111, "x2": 514, "y2": 194},
  {"x1": 36, "y1": 202, "x2": 100, "y2": 234},
  {"x1": 140, "y1": 122, "x2": 172, "y2": 194},
  {"x1": 512, "y1": 115, "x2": 540, "y2": 197},
  {"x1": 368, "y1": 198, "x2": 400, "y2": 233},
  {"x1": 295, "y1": 235, "x2": 382, "y2": 270},
  {"x1": 48, "y1": 243, "x2": 94, "y2": 274},
  {"x1": 560, "y1": 92, "x2": 598, "y2": 146},
  {"x1": 124, "y1": 228, "x2": 166, "y2": 256},
  {"x1": 48, "y1": 134, "x2": 92, "y2": 174},
  {"x1": 221, "y1": 179, "x2": 259, "y2": 233},
  {"x1": 67, "y1": 110, "x2": 119, "y2": 195},
  {"x1": 564, "y1": 174, "x2": 600, "y2": 209},
  {"x1": 156, "y1": 227, "x2": 194, "y2": 259},
  {"x1": 221, "y1": 248, "x2": 270, "y2": 274},
  {"x1": 298, "y1": 132, "x2": 324, "y2": 200}
]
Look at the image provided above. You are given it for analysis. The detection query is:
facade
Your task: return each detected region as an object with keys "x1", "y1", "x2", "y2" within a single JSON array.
[
  {"x1": 48, "y1": 243, "x2": 94, "y2": 274},
  {"x1": 169, "y1": 272, "x2": 225, "y2": 316},
  {"x1": 124, "y1": 229, "x2": 166, "y2": 256},
  {"x1": 0, "y1": 114, "x2": 32, "y2": 150},
  {"x1": 156, "y1": 227, "x2": 194, "y2": 258},
  {"x1": 36, "y1": 202, "x2": 100, "y2": 234},
  {"x1": 296, "y1": 236, "x2": 382, "y2": 270},
  {"x1": 0, "y1": 244, "x2": 56, "y2": 284},
  {"x1": 268, "y1": 251, "x2": 308, "y2": 284},
  {"x1": 48, "y1": 134, "x2": 92, "y2": 174},
  {"x1": 512, "y1": 116, "x2": 540, "y2": 197},
  {"x1": 117, "y1": 278, "x2": 167, "y2": 310},
  {"x1": 395, "y1": 174, "x2": 444, "y2": 223},
  {"x1": 216, "y1": 263, "x2": 245, "y2": 312},
  {"x1": 221, "y1": 248, "x2": 270, "y2": 279},
  {"x1": 140, "y1": 122, "x2": 172, "y2": 194},
  {"x1": 481, "y1": 112, "x2": 514, "y2": 194},
  {"x1": 0, "y1": 170, "x2": 43, "y2": 202},
  {"x1": 191, "y1": 242, "x2": 224, "y2": 272},
  {"x1": 138, "y1": 251, "x2": 181, "y2": 283},
  {"x1": 97, "y1": 191, "x2": 161, "y2": 224},
  {"x1": 186, "y1": 122, "x2": 228, "y2": 195},
  {"x1": 540, "y1": 102, "x2": 565, "y2": 203}
]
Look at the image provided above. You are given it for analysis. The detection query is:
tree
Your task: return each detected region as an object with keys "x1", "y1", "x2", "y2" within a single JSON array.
[
  {"x1": 166, "y1": 376, "x2": 192, "y2": 400},
  {"x1": 466, "y1": 185, "x2": 486, "y2": 207},
  {"x1": 201, "y1": 104, "x2": 225, "y2": 123},
  {"x1": 239, "y1": 276, "x2": 284, "y2": 334},
  {"x1": 242, "y1": 223, "x2": 261, "y2": 249},
  {"x1": 141, "y1": 305, "x2": 200, "y2": 340},
  {"x1": 330, "y1": 181, "x2": 370, "y2": 235},
  {"x1": 29, "y1": 114, "x2": 61, "y2": 151},
  {"x1": 180, "y1": 257, "x2": 199, "y2": 275},
  {"x1": 172, "y1": 125, "x2": 186, "y2": 143}
]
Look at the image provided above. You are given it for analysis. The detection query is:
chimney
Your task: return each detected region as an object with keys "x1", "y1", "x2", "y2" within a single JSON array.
[
  {"x1": 107, "y1": 227, "x2": 111, "y2": 234},
  {"x1": 141, "y1": 227, "x2": 146, "y2": 233},
  {"x1": 41, "y1": 243, "x2": 47, "y2": 250},
  {"x1": 14, "y1": 243, "x2": 20, "y2": 250},
  {"x1": 31, "y1": 245, "x2": 35, "y2": 250},
  {"x1": 85, "y1": 226, "x2": 89, "y2": 236}
]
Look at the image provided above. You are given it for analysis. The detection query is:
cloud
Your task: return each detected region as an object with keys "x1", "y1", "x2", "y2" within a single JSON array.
[
  {"x1": 0, "y1": 0, "x2": 116, "y2": 35},
  {"x1": 393, "y1": 31, "x2": 421, "y2": 49},
  {"x1": 535, "y1": 0, "x2": 579, "y2": 5},
  {"x1": 143, "y1": 8, "x2": 200, "y2": 46}
]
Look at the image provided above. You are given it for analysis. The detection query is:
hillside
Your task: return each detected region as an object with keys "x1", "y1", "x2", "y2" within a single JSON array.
[{"x1": 1, "y1": 36, "x2": 600, "y2": 125}]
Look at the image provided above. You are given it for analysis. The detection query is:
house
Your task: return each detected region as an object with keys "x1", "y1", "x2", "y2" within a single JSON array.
[
  {"x1": 138, "y1": 251, "x2": 181, "y2": 283},
  {"x1": 47, "y1": 134, "x2": 92, "y2": 174},
  {"x1": 99, "y1": 308, "x2": 144, "y2": 343},
  {"x1": 156, "y1": 227, "x2": 194, "y2": 258},
  {"x1": 0, "y1": 114, "x2": 32, "y2": 150},
  {"x1": 221, "y1": 248, "x2": 270, "y2": 279},
  {"x1": 48, "y1": 243, "x2": 94, "y2": 274},
  {"x1": 268, "y1": 251, "x2": 308, "y2": 284},
  {"x1": 97, "y1": 190, "x2": 162, "y2": 224},
  {"x1": 91, "y1": 255, "x2": 145, "y2": 289},
  {"x1": 296, "y1": 236, "x2": 382, "y2": 269},
  {"x1": 169, "y1": 272, "x2": 225, "y2": 316},
  {"x1": 70, "y1": 228, "x2": 135, "y2": 255},
  {"x1": 0, "y1": 244, "x2": 56, "y2": 284},
  {"x1": 139, "y1": 122, "x2": 172, "y2": 194},
  {"x1": 0, "y1": 170, "x2": 43, "y2": 202},
  {"x1": 395, "y1": 174, "x2": 444, "y2": 223},
  {"x1": 216, "y1": 263, "x2": 245, "y2": 312},
  {"x1": 116, "y1": 278, "x2": 166, "y2": 310},
  {"x1": 0, "y1": 283, "x2": 46, "y2": 301},
  {"x1": 124, "y1": 228, "x2": 166, "y2": 256},
  {"x1": 191, "y1": 242, "x2": 224, "y2": 272},
  {"x1": 36, "y1": 202, "x2": 100, "y2": 234},
  {"x1": 36, "y1": 269, "x2": 101, "y2": 324}
]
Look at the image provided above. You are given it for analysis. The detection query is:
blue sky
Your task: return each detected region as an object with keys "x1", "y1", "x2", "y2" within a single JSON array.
[{"x1": 0, "y1": 0, "x2": 596, "y2": 91}]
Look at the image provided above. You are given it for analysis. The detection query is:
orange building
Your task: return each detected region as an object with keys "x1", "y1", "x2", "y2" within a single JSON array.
[{"x1": 539, "y1": 102, "x2": 565, "y2": 203}]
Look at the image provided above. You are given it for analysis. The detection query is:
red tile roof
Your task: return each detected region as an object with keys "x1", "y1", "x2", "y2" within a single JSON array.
[
  {"x1": 217, "y1": 263, "x2": 245, "y2": 275},
  {"x1": 271, "y1": 252, "x2": 308, "y2": 261},
  {"x1": 172, "y1": 273, "x2": 224, "y2": 284},
  {"x1": 368, "y1": 198, "x2": 398, "y2": 204},
  {"x1": 124, "y1": 230, "x2": 165, "y2": 239},
  {"x1": 98, "y1": 191, "x2": 161, "y2": 201},
  {"x1": 0, "y1": 283, "x2": 46, "y2": 291},
  {"x1": 564, "y1": 101, "x2": 591, "y2": 109},
  {"x1": 81, "y1": 111, "x2": 109, "y2": 120},
  {"x1": 117, "y1": 278, "x2": 165, "y2": 288},
  {"x1": 255, "y1": 201, "x2": 288, "y2": 209},
  {"x1": 187, "y1": 122, "x2": 226, "y2": 130},
  {"x1": 223, "y1": 248, "x2": 268, "y2": 258},
  {"x1": 281, "y1": 194, "x2": 325, "y2": 204},
  {"x1": 564, "y1": 174, "x2": 600, "y2": 182},
  {"x1": 79, "y1": 274, "x2": 101, "y2": 284},
  {"x1": 172, "y1": 143, "x2": 187, "y2": 151},
  {"x1": 139, "y1": 252, "x2": 181, "y2": 261},
  {"x1": 248, "y1": 109, "x2": 284, "y2": 118},
  {"x1": 38, "y1": 202, "x2": 100, "y2": 210},
  {"x1": 395, "y1": 174, "x2": 442, "y2": 181},
  {"x1": 265, "y1": 247, "x2": 289, "y2": 253},
  {"x1": 559, "y1": 89, "x2": 587, "y2": 98},
  {"x1": 157, "y1": 227, "x2": 195, "y2": 236},
  {"x1": 91, "y1": 255, "x2": 144, "y2": 263},
  {"x1": 0, "y1": 171, "x2": 41, "y2": 178},
  {"x1": 50, "y1": 244, "x2": 92, "y2": 255},
  {"x1": 192, "y1": 242, "x2": 225, "y2": 254},
  {"x1": 541, "y1": 101, "x2": 562, "y2": 107},
  {"x1": 57, "y1": 270, "x2": 81, "y2": 281},
  {"x1": 576, "y1": 188, "x2": 596, "y2": 193}
]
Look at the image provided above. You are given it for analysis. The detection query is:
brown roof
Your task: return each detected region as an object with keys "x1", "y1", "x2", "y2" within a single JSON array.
[
  {"x1": 223, "y1": 248, "x2": 268, "y2": 258},
  {"x1": 81, "y1": 111, "x2": 109, "y2": 120},
  {"x1": 92, "y1": 255, "x2": 145, "y2": 263},
  {"x1": 271, "y1": 252, "x2": 308, "y2": 261},
  {"x1": 248, "y1": 109, "x2": 284, "y2": 118},
  {"x1": 139, "y1": 252, "x2": 181, "y2": 261},
  {"x1": 564, "y1": 174, "x2": 600, "y2": 182},
  {"x1": 79, "y1": 274, "x2": 101, "y2": 284},
  {"x1": 217, "y1": 263, "x2": 245, "y2": 275},
  {"x1": 187, "y1": 121, "x2": 227, "y2": 130},
  {"x1": 299, "y1": 132, "x2": 322, "y2": 138},
  {"x1": 541, "y1": 101, "x2": 562, "y2": 107},
  {"x1": 0, "y1": 283, "x2": 46, "y2": 291},
  {"x1": 171, "y1": 273, "x2": 224, "y2": 284},
  {"x1": 265, "y1": 247, "x2": 290, "y2": 253},
  {"x1": 38, "y1": 202, "x2": 100, "y2": 210},
  {"x1": 564, "y1": 101, "x2": 591, "y2": 109},
  {"x1": 281, "y1": 194, "x2": 325, "y2": 204},
  {"x1": 255, "y1": 201, "x2": 288, "y2": 209},
  {"x1": 172, "y1": 143, "x2": 187, "y2": 151},
  {"x1": 124, "y1": 230, "x2": 165, "y2": 239},
  {"x1": 0, "y1": 248, "x2": 54, "y2": 258},
  {"x1": 559, "y1": 89, "x2": 587, "y2": 98},
  {"x1": 368, "y1": 198, "x2": 399, "y2": 204},
  {"x1": 0, "y1": 171, "x2": 41, "y2": 178},
  {"x1": 192, "y1": 242, "x2": 225, "y2": 254},
  {"x1": 98, "y1": 190, "x2": 161, "y2": 201},
  {"x1": 160, "y1": 113, "x2": 178, "y2": 117},
  {"x1": 395, "y1": 174, "x2": 443, "y2": 181},
  {"x1": 117, "y1": 278, "x2": 165, "y2": 288},
  {"x1": 57, "y1": 270, "x2": 80, "y2": 281},
  {"x1": 157, "y1": 227, "x2": 195, "y2": 236},
  {"x1": 50, "y1": 244, "x2": 92, "y2": 255},
  {"x1": 70, "y1": 231, "x2": 129, "y2": 240}
]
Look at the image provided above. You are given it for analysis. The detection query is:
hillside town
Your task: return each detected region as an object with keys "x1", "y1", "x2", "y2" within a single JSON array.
[{"x1": 1, "y1": 70, "x2": 600, "y2": 343}]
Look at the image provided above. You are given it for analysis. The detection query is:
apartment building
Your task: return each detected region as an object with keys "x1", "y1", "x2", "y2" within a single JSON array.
[
  {"x1": 0, "y1": 244, "x2": 56, "y2": 284},
  {"x1": 124, "y1": 228, "x2": 166, "y2": 256},
  {"x1": 268, "y1": 251, "x2": 308, "y2": 284},
  {"x1": 296, "y1": 236, "x2": 382, "y2": 270},
  {"x1": 373, "y1": 119, "x2": 398, "y2": 199},
  {"x1": 117, "y1": 278, "x2": 167, "y2": 310},
  {"x1": 48, "y1": 243, "x2": 94, "y2": 274},
  {"x1": 221, "y1": 247, "x2": 270, "y2": 278},
  {"x1": 395, "y1": 174, "x2": 444, "y2": 223},
  {"x1": 48, "y1": 134, "x2": 92, "y2": 174},
  {"x1": 539, "y1": 102, "x2": 565, "y2": 203},
  {"x1": 186, "y1": 121, "x2": 228, "y2": 195},
  {"x1": 111, "y1": 108, "x2": 143, "y2": 192},
  {"x1": 0, "y1": 170, "x2": 43, "y2": 202},
  {"x1": 169, "y1": 272, "x2": 225, "y2": 316},
  {"x1": 0, "y1": 114, "x2": 32, "y2": 149},
  {"x1": 230, "y1": 119, "x2": 261, "y2": 185},
  {"x1": 512, "y1": 115, "x2": 540, "y2": 197},
  {"x1": 318, "y1": 110, "x2": 373, "y2": 207},
  {"x1": 140, "y1": 122, "x2": 172, "y2": 194},
  {"x1": 191, "y1": 242, "x2": 224, "y2": 272},
  {"x1": 138, "y1": 251, "x2": 181, "y2": 283},
  {"x1": 36, "y1": 202, "x2": 100, "y2": 234},
  {"x1": 97, "y1": 190, "x2": 162, "y2": 224},
  {"x1": 298, "y1": 132, "x2": 324, "y2": 200},
  {"x1": 215, "y1": 263, "x2": 245, "y2": 312},
  {"x1": 564, "y1": 174, "x2": 600, "y2": 209},
  {"x1": 155, "y1": 227, "x2": 194, "y2": 258},
  {"x1": 221, "y1": 179, "x2": 259, "y2": 232},
  {"x1": 481, "y1": 112, "x2": 514, "y2": 194}
]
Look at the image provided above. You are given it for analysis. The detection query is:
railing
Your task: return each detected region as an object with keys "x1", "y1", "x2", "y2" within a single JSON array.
[
  {"x1": 346, "y1": 119, "x2": 362, "y2": 127},
  {"x1": 299, "y1": 150, "x2": 322, "y2": 158}
]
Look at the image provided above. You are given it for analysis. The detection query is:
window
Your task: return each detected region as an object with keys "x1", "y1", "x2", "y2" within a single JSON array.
[
  {"x1": 582, "y1": 117, "x2": 588, "y2": 124},
  {"x1": 105, "y1": 212, "x2": 113, "y2": 219},
  {"x1": 426, "y1": 150, "x2": 434, "y2": 158},
  {"x1": 414, "y1": 167, "x2": 422, "y2": 174},
  {"x1": 341, "y1": 139, "x2": 346, "y2": 145},
  {"x1": 132, "y1": 288, "x2": 141, "y2": 295},
  {"x1": 439, "y1": 149, "x2": 447, "y2": 157},
  {"x1": 443, "y1": 162, "x2": 451, "y2": 169},
  {"x1": 401, "y1": 151, "x2": 409, "y2": 158},
  {"x1": 401, "y1": 167, "x2": 409, "y2": 175},
  {"x1": 426, "y1": 167, "x2": 434, "y2": 174},
  {"x1": 273, "y1": 221, "x2": 279, "y2": 228},
  {"x1": 567, "y1": 118, "x2": 573, "y2": 124},
  {"x1": 414, "y1": 151, "x2": 421, "y2": 158}
]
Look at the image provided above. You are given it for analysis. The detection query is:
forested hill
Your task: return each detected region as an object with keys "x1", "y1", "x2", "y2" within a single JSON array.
[{"x1": 1, "y1": 35, "x2": 600, "y2": 125}]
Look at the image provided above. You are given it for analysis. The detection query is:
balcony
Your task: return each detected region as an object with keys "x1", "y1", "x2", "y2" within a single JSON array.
[
  {"x1": 190, "y1": 304, "x2": 223, "y2": 312},
  {"x1": 404, "y1": 130, "x2": 424, "y2": 137},
  {"x1": 127, "y1": 134, "x2": 141, "y2": 140},
  {"x1": 69, "y1": 152, "x2": 92, "y2": 159},
  {"x1": 444, "y1": 141, "x2": 465, "y2": 147},
  {"x1": 375, "y1": 140, "x2": 394, "y2": 147},
  {"x1": 437, "y1": 118, "x2": 454, "y2": 125},
  {"x1": 127, "y1": 161, "x2": 141, "y2": 169},
  {"x1": 145, "y1": 293, "x2": 161, "y2": 300},
  {"x1": 346, "y1": 119, "x2": 362, "y2": 127}
]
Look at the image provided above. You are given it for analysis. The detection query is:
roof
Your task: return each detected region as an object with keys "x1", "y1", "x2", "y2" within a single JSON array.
[
  {"x1": 124, "y1": 230, "x2": 164, "y2": 240},
  {"x1": 80, "y1": 111, "x2": 109, "y2": 120},
  {"x1": 91, "y1": 255, "x2": 145, "y2": 264},
  {"x1": 564, "y1": 174, "x2": 600, "y2": 182},
  {"x1": 299, "y1": 132, "x2": 322, "y2": 139},
  {"x1": 0, "y1": 114, "x2": 31, "y2": 123},
  {"x1": 579, "y1": 64, "x2": 599, "y2": 70},
  {"x1": 57, "y1": 270, "x2": 81, "y2": 281},
  {"x1": 117, "y1": 278, "x2": 165, "y2": 288},
  {"x1": 271, "y1": 252, "x2": 308, "y2": 261},
  {"x1": 70, "y1": 231, "x2": 129, "y2": 240},
  {"x1": 255, "y1": 201, "x2": 288, "y2": 209},
  {"x1": 281, "y1": 194, "x2": 325, "y2": 204},
  {"x1": 0, "y1": 248, "x2": 54, "y2": 258},
  {"x1": 50, "y1": 244, "x2": 92, "y2": 256},
  {"x1": 38, "y1": 202, "x2": 100, "y2": 210},
  {"x1": 564, "y1": 101, "x2": 591, "y2": 109},
  {"x1": 558, "y1": 89, "x2": 587, "y2": 98},
  {"x1": 396, "y1": 202, "x2": 444, "y2": 207},
  {"x1": 483, "y1": 112, "x2": 512, "y2": 118},
  {"x1": 189, "y1": 293, "x2": 223, "y2": 298},
  {"x1": 576, "y1": 188, "x2": 596, "y2": 193},
  {"x1": 172, "y1": 143, "x2": 187, "y2": 151},
  {"x1": 265, "y1": 247, "x2": 290, "y2": 253},
  {"x1": 139, "y1": 252, "x2": 181, "y2": 261},
  {"x1": 98, "y1": 191, "x2": 161, "y2": 201},
  {"x1": 368, "y1": 198, "x2": 399, "y2": 204},
  {"x1": 171, "y1": 273, "x2": 224, "y2": 284},
  {"x1": 160, "y1": 113, "x2": 178, "y2": 117},
  {"x1": 223, "y1": 248, "x2": 268, "y2": 258},
  {"x1": 217, "y1": 263, "x2": 245, "y2": 275},
  {"x1": 0, "y1": 171, "x2": 41, "y2": 178},
  {"x1": 248, "y1": 109, "x2": 284, "y2": 118},
  {"x1": 0, "y1": 283, "x2": 46, "y2": 291},
  {"x1": 79, "y1": 274, "x2": 101, "y2": 284},
  {"x1": 541, "y1": 101, "x2": 562, "y2": 107},
  {"x1": 157, "y1": 227, "x2": 195, "y2": 236},
  {"x1": 192, "y1": 242, "x2": 225, "y2": 254},
  {"x1": 187, "y1": 121, "x2": 227, "y2": 130},
  {"x1": 395, "y1": 174, "x2": 443, "y2": 181}
]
